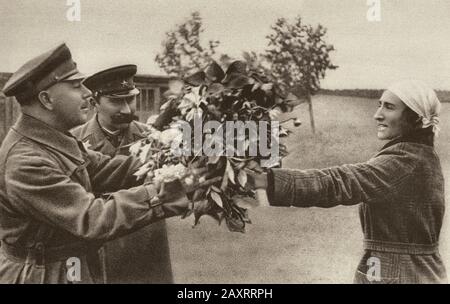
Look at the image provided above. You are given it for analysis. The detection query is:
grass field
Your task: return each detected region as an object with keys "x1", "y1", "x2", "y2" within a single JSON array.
[{"x1": 165, "y1": 95, "x2": 450, "y2": 283}]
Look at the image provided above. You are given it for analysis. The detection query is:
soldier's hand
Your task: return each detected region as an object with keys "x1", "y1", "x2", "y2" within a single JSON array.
[
  {"x1": 158, "y1": 175, "x2": 221, "y2": 202},
  {"x1": 157, "y1": 175, "x2": 221, "y2": 217},
  {"x1": 157, "y1": 189, "x2": 192, "y2": 218}
]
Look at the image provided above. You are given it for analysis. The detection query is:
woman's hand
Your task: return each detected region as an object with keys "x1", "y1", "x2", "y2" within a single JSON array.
[
  {"x1": 246, "y1": 171, "x2": 268, "y2": 190},
  {"x1": 244, "y1": 161, "x2": 270, "y2": 207},
  {"x1": 244, "y1": 160, "x2": 268, "y2": 190}
]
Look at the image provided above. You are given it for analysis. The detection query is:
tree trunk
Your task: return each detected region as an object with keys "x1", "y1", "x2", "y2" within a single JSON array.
[{"x1": 308, "y1": 94, "x2": 316, "y2": 133}]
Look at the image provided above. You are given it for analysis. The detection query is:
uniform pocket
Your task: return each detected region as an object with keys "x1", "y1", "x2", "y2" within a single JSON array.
[
  {"x1": 19, "y1": 263, "x2": 46, "y2": 284},
  {"x1": 0, "y1": 253, "x2": 46, "y2": 284}
]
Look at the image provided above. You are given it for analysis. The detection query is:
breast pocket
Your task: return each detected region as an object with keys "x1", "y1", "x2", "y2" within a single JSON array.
[{"x1": 0, "y1": 252, "x2": 46, "y2": 284}]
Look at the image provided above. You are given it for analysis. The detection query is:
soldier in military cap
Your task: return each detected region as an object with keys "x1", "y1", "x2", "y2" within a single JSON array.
[
  {"x1": 72, "y1": 65, "x2": 173, "y2": 283},
  {"x1": 72, "y1": 65, "x2": 146, "y2": 155},
  {"x1": 0, "y1": 43, "x2": 209, "y2": 284}
]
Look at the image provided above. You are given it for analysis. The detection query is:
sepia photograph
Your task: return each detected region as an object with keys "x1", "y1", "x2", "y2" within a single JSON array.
[{"x1": 0, "y1": 0, "x2": 449, "y2": 287}]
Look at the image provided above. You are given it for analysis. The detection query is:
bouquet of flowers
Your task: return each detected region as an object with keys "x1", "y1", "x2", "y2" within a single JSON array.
[{"x1": 130, "y1": 60, "x2": 302, "y2": 232}]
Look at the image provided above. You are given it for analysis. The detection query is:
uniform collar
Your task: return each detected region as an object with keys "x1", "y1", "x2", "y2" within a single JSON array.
[
  {"x1": 95, "y1": 114, "x2": 144, "y2": 143},
  {"x1": 100, "y1": 124, "x2": 121, "y2": 137},
  {"x1": 12, "y1": 114, "x2": 85, "y2": 163},
  {"x1": 82, "y1": 115, "x2": 145, "y2": 149}
]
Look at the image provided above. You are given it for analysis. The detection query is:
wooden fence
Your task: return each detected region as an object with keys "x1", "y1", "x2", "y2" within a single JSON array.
[{"x1": 0, "y1": 96, "x2": 20, "y2": 144}]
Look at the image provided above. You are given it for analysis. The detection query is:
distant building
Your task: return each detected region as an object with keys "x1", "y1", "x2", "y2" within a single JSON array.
[
  {"x1": 0, "y1": 72, "x2": 20, "y2": 144},
  {"x1": 134, "y1": 74, "x2": 173, "y2": 122},
  {"x1": 0, "y1": 72, "x2": 12, "y2": 93}
]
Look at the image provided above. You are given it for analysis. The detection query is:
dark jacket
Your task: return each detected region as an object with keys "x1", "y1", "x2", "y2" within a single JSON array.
[
  {"x1": 72, "y1": 116, "x2": 173, "y2": 283},
  {"x1": 268, "y1": 133, "x2": 447, "y2": 283},
  {"x1": 0, "y1": 114, "x2": 173, "y2": 283},
  {"x1": 71, "y1": 115, "x2": 149, "y2": 157}
]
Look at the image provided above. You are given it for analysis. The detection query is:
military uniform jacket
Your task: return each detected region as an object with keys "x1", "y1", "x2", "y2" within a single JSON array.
[
  {"x1": 72, "y1": 116, "x2": 174, "y2": 284},
  {"x1": 0, "y1": 114, "x2": 164, "y2": 283},
  {"x1": 71, "y1": 115, "x2": 149, "y2": 157}
]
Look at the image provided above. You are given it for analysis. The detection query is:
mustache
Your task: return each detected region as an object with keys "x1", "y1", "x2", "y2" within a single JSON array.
[{"x1": 110, "y1": 113, "x2": 138, "y2": 124}]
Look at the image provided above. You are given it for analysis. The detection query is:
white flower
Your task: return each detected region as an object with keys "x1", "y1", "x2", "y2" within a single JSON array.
[
  {"x1": 178, "y1": 86, "x2": 206, "y2": 115},
  {"x1": 129, "y1": 141, "x2": 142, "y2": 156},
  {"x1": 160, "y1": 128, "x2": 184, "y2": 146},
  {"x1": 148, "y1": 130, "x2": 162, "y2": 141},
  {"x1": 153, "y1": 163, "x2": 188, "y2": 183}
]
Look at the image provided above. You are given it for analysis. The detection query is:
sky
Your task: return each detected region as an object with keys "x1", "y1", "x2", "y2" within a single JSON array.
[{"x1": 0, "y1": 0, "x2": 449, "y2": 89}]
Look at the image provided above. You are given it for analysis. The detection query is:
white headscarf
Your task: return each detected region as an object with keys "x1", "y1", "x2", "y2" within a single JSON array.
[{"x1": 381, "y1": 80, "x2": 441, "y2": 135}]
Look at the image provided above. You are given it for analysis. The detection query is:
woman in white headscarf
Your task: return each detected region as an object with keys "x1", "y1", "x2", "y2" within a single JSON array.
[{"x1": 249, "y1": 80, "x2": 447, "y2": 284}]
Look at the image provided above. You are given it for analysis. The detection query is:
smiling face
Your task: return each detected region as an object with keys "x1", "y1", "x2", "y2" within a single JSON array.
[
  {"x1": 373, "y1": 93, "x2": 415, "y2": 140},
  {"x1": 95, "y1": 95, "x2": 137, "y2": 131},
  {"x1": 46, "y1": 79, "x2": 92, "y2": 130}
]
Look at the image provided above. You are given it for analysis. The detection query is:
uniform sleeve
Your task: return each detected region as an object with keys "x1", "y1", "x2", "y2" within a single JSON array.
[
  {"x1": 4, "y1": 143, "x2": 183, "y2": 242},
  {"x1": 268, "y1": 144, "x2": 417, "y2": 208},
  {"x1": 84, "y1": 149, "x2": 143, "y2": 193}
]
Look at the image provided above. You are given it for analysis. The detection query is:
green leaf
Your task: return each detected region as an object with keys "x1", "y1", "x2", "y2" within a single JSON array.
[
  {"x1": 225, "y1": 215, "x2": 245, "y2": 233},
  {"x1": 205, "y1": 61, "x2": 225, "y2": 82},
  {"x1": 226, "y1": 160, "x2": 235, "y2": 184},
  {"x1": 237, "y1": 170, "x2": 247, "y2": 187},
  {"x1": 210, "y1": 191, "x2": 223, "y2": 208},
  {"x1": 139, "y1": 144, "x2": 152, "y2": 163},
  {"x1": 237, "y1": 207, "x2": 252, "y2": 224},
  {"x1": 190, "y1": 199, "x2": 224, "y2": 227},
  {"x1": 220, "y1": 168, "x2": 229, "y2": 191},
  {"x1": 211, "y1": 185, "x2": 221, "y2": 193},
  {"x1": 222, "y1": 73, "x2": 251, "y2": 89},
  {"x1": 225, "y1": 61, "x2": 247, "y2": 75},
  {"x1": 193, "y1": 200, "x2": 210, "y2": 226},
  {"x1": 207, "y1": 83, "x2": 225, "y2": 96},
  {"x1": 184, "y1": 71, "x2": 207, "y2": 86},
  {"x1": 233, "y1": 195, "x2": 258, "y2": 209}
]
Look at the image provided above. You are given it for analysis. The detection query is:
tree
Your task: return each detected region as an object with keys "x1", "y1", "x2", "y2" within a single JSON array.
[
  {"x1": 242, "y1": 17, "x2": 338, "y2": 132},
  {"x1": 265, "y1": 16, "x2": 337, "y2": 132},
  {"x1": 155, "y1": 12, "x2": 220, "y2": 77},
  {"x1": 241, "y1": 51, "x2": 271, "y2": 78},
  {"x1": 265, "y1": 17, "x2": 337, "y2": 98}
]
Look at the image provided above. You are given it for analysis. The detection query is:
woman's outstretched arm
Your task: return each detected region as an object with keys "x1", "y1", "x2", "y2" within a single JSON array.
[{"x1": 267, "y1": 142, "x2": 417, "y2": 208}]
